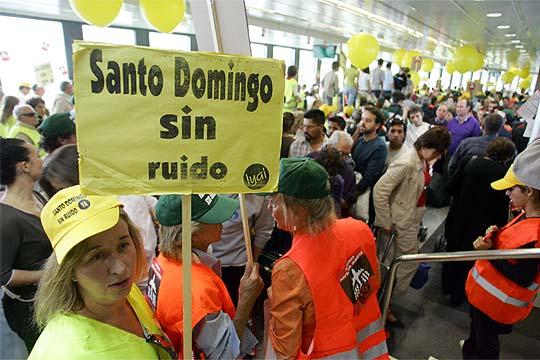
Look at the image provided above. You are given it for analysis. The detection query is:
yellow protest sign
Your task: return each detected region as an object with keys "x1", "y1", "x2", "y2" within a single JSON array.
[{"x1": 74, "y1": 42, "x2": 284, "y2": 195}]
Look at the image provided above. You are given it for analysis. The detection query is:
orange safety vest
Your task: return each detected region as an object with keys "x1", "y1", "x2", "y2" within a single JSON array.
[
  {"x1": 466, "y1": 213, "x2": 540, "y2": 324},
  {"x1": 282, "y1": 217, "x2": 389, "y2": 359},
  {"x1": 146, "y1": 254, "x2": 236, "y2": 358}
]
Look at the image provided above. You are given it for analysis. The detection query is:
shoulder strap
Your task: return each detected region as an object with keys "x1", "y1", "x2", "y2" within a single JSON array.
[{"x1": 33, "y1": 190, "x2": 48, "y2": 206}]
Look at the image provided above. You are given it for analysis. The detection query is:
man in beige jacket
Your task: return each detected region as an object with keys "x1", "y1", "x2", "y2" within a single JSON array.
[{"x1": 374, "y1": 128, "x2": 451, "y2": 304}]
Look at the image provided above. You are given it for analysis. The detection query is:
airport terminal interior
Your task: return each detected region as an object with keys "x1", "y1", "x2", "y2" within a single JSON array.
[{"x1": 1, "y1": 0, "x2": 539, "y2": 359}]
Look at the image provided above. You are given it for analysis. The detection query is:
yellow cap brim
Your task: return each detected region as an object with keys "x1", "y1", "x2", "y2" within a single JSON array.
[
  {"x1": 54, "y1": 207, "x2": 120, "y2": 264},
  {"x1": 490, "y1": 178, "x2": 517, "y2": 191}
]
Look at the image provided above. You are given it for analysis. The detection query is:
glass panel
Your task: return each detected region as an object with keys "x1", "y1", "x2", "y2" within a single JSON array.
[
  {"x1": 428, "y1": 63, "x2": 441, "y2": 89},
  {"x1": 149, "y1": 32, "x2": 191, "y2": 51},
  {"x1": 250, "y1": 43, "x2": 267, "y2": 58},
  {"x1": 273, "y1": 46, "x2": 295, "y2": 68},
  {"x1": 298, "y1": 49, "x2": 317, "y2": 88},
  {"x1": 82, "y1": 25, "x2": 135, "y2": 45},
  {"x1": 441, "y1": 68, "x2": 452, "y2": 90},
  {"x1": 450, "y1": 72, "x2": 462, "y2": 90},
  {"x1": 0, "y1": 15, "x2": 69, "y2": 108}
]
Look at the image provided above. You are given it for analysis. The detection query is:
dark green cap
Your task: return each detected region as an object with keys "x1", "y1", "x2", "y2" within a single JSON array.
[
  {"x1": 38, "y1": 113, "x2": 75, "y2": 137},
  {"x1": 277, "y1": 158, "x2": 330, "y2": 199},
  {"x1": 156, "y1": 194, "x2": 239, "y2": 226}
]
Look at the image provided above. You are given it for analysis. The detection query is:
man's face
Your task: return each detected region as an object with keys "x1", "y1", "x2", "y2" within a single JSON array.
[
  {"x1": 303, "y1": 118, "x2": 322, "y2": 143},
  {"x1": 436, "y1": 105, "x2": 448, "y2": 120},
  {"x1": 327, "y1": 120, "x2": 340, "y2": 137},
  {"x1": 503, "y1": 98, "x2": 510, "y2": 108},
  {"x1": 456, "y1": 100, "x2": 470, "y2": 117},
  {"x1": 35, "y1": 86, "x2": 45, "y2": 97},
  {"x1": 65, "y1": 84, "x2": 74, "y2": 95},
  {"x1": 20, "y1": 87, "x2": 30, "y2": 95},
  {"x1": 388, "y1": 124, "x2": 405, "y2": 147},
  {"x1": 333, "y1": 139, "x2": 352, "y2": 156},
  {"x1": 409, "y1": 111, "x2": 423, "y2": 126},
  {"x1": 359, "y1": 111, "x2": 379, "y2": 135},
  {"x1": 17, "y1": 106, "x2": 38, "y2": 127}
]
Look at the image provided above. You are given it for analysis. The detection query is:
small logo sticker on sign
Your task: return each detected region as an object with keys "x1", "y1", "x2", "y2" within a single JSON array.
[{"x1": 243, "y1": 164, "x2": 270, "y2": 190}]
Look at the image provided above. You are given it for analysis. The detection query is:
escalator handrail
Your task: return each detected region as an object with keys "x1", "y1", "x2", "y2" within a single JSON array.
[{"x1": 380, "y1": 248, "x2": 540, "y2": 321}]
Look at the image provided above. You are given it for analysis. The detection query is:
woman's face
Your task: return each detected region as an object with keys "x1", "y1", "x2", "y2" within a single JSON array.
[
  {"x1": 268, "y1": 194, "x2": 291, "y2": 231},
  {"x1": 34, "y1": 102, "x2": 46, "y2": 117},
  {"x1": 22, "y1": 143, "x2": 43, "y2": 180},
  {"x1": 74, "y1": 218, "x2": 137, "y2": 307},
  {"x1": 192, "y1": 223, "x2": 222, "y2": 251},
  {"x1": 506, "y1": 186, "x2": 529, "y2": 209},
  {"x1": 420, "y1": 147, "x2": 440, "y2": 162}
]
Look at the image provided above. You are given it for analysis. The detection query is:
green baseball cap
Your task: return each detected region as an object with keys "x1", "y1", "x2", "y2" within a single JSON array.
[
  {"x1": 276, "y1": 158, "x2": 330, "y2": 199},
  {"x1": 38, "y1": 113, "x2": 75, "y2": 137},
  {"x1": 156, "y1": 194, "x2": 239, "y2": 226}
]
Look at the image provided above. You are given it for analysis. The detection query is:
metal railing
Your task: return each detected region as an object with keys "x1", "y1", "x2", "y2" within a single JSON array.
[{"x1": 381, "y1": 248, "x2": 540, "y2": 321}]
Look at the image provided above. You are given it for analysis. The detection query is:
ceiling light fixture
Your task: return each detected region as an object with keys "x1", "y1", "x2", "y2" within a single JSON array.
[
  {"x1": 515, "y1": 45, "x2": 524, "y2": 48},
  {"x1": 497, "y1": 25, "x2": 510, "y2": 29},
  {"x1": 486, "y1": 13, "x2": 502, "y2": 17},
  {"x1": 510, "y1": 40, "x2": 521, "y2": 43},
  {"x1": 505, "y1": 33, "x2": 517, "y2": 37}
]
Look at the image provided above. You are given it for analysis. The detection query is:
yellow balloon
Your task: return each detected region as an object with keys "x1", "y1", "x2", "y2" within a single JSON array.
[
  {"x1": 401, "y1": 50, "x2": 421, "y2": 68},
  {"x1": 445, "y1": 61, "x2": 456, "y2": 73},
  {"x1": 455, "y1": 45, "x2": 477, "y2": 59},
  {"x1": 140, "y1": 0, "x2": 186, "y2": 33},
  {"x1": 501, "y1": 72, "x2": 515, "y2": 84},
  {"x1": 508, "y1": 50, "x2": 520, "y2": 65},
  {"x1": 410, "y1": 72, "x2": 420, "y2": 86},
  {"x1": 393, "y1": 49, "x2": 406, "y2": 65},
  {"x1": 520, "y1": 79, "x2": 531, "y2": 89},
  {"x1": 421, "y1": 58, "x2": 434, "y2": 72},
  {"x1": 516, "y1": 68, "x2": 530, "y2": 79},
  {"x1": 69, "y1": 0, "x2": 122, "y2": 27},
  {"x1": 347, "y1": 33, "x2": 380, "y2": 69},
  {"x1": 344, "y1": 105, "x2": 354, "y2": 117},
  {"x1": 453, "y1": 45, "x2": 480, "y2": 73},
  {"x1": 473, "y1": 54, "x2": 484, "y2": 71}
]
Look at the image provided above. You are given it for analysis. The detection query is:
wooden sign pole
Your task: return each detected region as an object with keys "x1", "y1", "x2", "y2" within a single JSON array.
[
  {"x1": 181, "y1": 195, "x2": 192, "y2": 359},
  {"x1": 239, "y1": 194, "x2": 254, "y2": 264}
]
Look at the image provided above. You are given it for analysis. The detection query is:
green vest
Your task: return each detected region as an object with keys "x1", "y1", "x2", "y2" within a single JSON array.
[
  {"x1": 28, "y1": 286, "x2": 174, "y2": 359},
  {"x1": 284, "y1": 78, "x2": 298, "y2": 112}
]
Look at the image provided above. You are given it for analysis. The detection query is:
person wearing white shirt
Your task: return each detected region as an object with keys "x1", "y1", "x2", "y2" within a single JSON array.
[
  {"x1": 404, "y1": 105, "x2": 430, "y2": 149},
  {"x1": 370, "y1": 59, "x2": 385, "y2": 98},
  {"x1": 52, "y1": 81, "x2": 74, "y2": 114},
  {"x1": 322, "y1": 61, "x2": 340, "y2": 105},
  {"x1": 383, "y1": 63, "x2": 394, "y2": 99},
  {"x1": 358, "y1": 67, "x2": 371, "y2": 99}
]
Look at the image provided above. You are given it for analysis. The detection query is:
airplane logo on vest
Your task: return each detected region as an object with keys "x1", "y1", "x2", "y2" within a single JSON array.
[{"x1": 351, "y1": 267, "x2": 371, "y2": 301}]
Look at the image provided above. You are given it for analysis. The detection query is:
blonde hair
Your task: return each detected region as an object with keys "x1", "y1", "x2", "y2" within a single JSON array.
[
  {"x1": 279, "y1": 193, "x2": 336, "y2": 235},
  {"x1": 158, "y1": 221, "x2": 201, "y2": 262},
  {"x1": 34, "y1": 210, "x2": 146, "y2": 330}
]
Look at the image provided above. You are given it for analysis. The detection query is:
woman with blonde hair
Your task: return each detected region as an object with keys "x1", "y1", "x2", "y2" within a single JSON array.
[
  {"x1": 29, "y1": 185, "x2": 175, "y2": 359},
  {"x1": 148, "y1": 193, "x2": 263, "y2": 359},
  {"x1": 267, "y1": 158, "x2": 388, "y2": 359}
]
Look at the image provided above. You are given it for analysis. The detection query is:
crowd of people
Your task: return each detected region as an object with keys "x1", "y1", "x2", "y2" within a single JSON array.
[{"x1": 0, "y1": 57, "x2": 539, "y2": 360}]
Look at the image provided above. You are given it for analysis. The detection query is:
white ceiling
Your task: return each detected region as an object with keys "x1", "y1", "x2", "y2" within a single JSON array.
[{"x1": 0, "y1": 0, "x2": 538, "y2": 71}]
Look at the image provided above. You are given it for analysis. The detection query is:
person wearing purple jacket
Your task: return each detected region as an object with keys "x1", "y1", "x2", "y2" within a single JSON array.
[{"x1": 447, "y1": 99, "x2": 481, "y2": 155}]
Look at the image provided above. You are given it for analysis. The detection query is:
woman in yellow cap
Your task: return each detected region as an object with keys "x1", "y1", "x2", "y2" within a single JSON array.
[
  {"x1": 463, "y1": 139, "x2": 540, "y2": 359},
  {"x1": 29, "y1": 185, "x2": 176, "y2": 359}
]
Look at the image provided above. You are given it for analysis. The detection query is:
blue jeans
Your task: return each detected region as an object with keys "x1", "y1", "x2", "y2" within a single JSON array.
[{"x1": 343, "y1": 87, "x2": 357, "y2": 106}]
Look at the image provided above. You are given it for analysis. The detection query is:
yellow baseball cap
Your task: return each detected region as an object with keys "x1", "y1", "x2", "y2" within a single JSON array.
[
  {"x1": 491, "y1": 165, "x2": 525, "y2": 191},
  {"x1": 41, "y1": 185, "x2": 122, "y2": 264}
]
